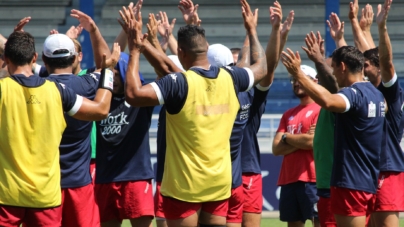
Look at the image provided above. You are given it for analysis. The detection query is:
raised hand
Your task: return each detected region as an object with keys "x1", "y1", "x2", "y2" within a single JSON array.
[
  {"x1": 178, "y1": 0, "x2": 201, "y2": 26},
  {"x1": 65, "y1": 25, "x2": 83, "y2": 39},
  {"x1": 280, "y1": 10, "x2": 294, "y2": 39},
  {"x1": 241, "y1": 0, "x2": 258, "y2": 33},
  {"x1": 360, "y1": 4, "x2": 374, "y2": 31},
  {"x1": 71, "y1": 10, "x2": 97, "y2": 33},
  {"x1": 281, "y1": 48, "x2": 302, "y2": 77},
  {"x1": 103, "y1": 42, "x2": 121, "y2": 69},
  {"x1": 14, "y1": 17, "x2": 31, "y2": 32},
  {"x1": 301, "y1": 31, "x2": 324, "y2": 63},
  {"x1": 147, "y1": 13, "x2": 159, "y2": 41},
  {"x1": 156, "y1": 12, "x2": 176, "y2": 37},
  {"x1": 327, "y1": 13, "x2": 345, "y2": 41},
  {"x1": 348, "y1": 0, "x2": 359, "y2": 20},
  {"x1": 50, "y1": 29, "x2": 59, "y2": 35},
  {"x1": 118, "y1": 6, "x2": 136, "y2": 34},
  {"x1": 270, "y1": 1, "x2": 282, "y2": 28},
  {"x1": 131, "y1": 0, "x2": 143, "y2": 19},
  {"x1": 376, "y1": 0, "x2": 392, "y2": 28}
]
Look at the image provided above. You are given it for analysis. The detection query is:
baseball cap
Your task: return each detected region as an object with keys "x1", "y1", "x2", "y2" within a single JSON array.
[
  {"x1": 43, "y1": 34, "x2": 76, "y2": 58},
  {"x1": 168, "y1": 55, "x2": 185, "y2": 72},
  {"x1": 207, "y1": 44, "x2": 233, "y2": 67},
  {"x1": 300, "y1": 65, "x2": 317, "y2": 79},
  {"x1": 115, "y1": 52, "x2": 144, "y2": 84}
]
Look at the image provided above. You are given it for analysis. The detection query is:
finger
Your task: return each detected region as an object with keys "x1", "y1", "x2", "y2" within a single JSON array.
[
  {"x1": 171, "y1": 18, "x2": 176, "y2": 26},
  {"x1": 254, "y1": 8, "x2": 259, "y2": 17},
  {"x1": 296, "y1": 51, "x2": 301, "y2": 61},
  {"x1": 101, "y1": 53, "x2": 107, "y2": 68},
  {"x1": 194, "y1": 4, "x2": 199, "y2": 13},
  {"x1": 117, "y1": 19, "x2": 127, "y2": 32},
  {"x1": 178, "y1": 5, "x2": 185, "y2": 14},
  {"x1": 326, "y1": 20, "x2": 332, "y2": 29},
  {"x1": 146, "y1": 23, "x2": 152, "y2": 33},
  {"x1": 163, "y1": 12, "x2": 168, "y2": 23},
  {"x1": 310, "y1": 31, "x2": 317, "y2": 43},
  {"x1": 317, "y1": 31, "x2": 322, "y2": 42},
  {"x1": 305, "y1": 37, "x2": 313, "y2": 49},
  {"x1": 301, "y1": 46, "x2": 310, "y2": 55},
  {"x1": 286, "y1": 48, "x2": 295, "y2": 58},
  {"x1": 340, "y1": 21, "x2": 345, "y2": 31}
]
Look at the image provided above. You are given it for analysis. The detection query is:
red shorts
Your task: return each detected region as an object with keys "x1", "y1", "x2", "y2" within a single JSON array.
[
  {"x1": 226, "y1": 185, "x2": 244, "y2": 223},
  {"x1": 0, "y1": 205, "x2": 61, "y2": 227},
  {"x1": 317, "y1": 196, "x2": 337, "y2": 227},
  {"x1": 90, "y1": 159, "x2": 96, "y2": 185},
  {"x1": 242, "y1": 173, "x2": 262, "y2": 213},
  {"x1": 154, "y1": 182, "x2": 165, "y2": 219},
  {"x1": 330, "y1": 187, "x2": 374, "y2": 216},
  {"x1": 95, "y1": 180, "x2": 154, "y2": 222},
  {"x1": 61, "y1": 184, "x2": 100, "y2": 227},
  {"x1": 371, "y1": 171, "x2": 404, "y2": 212},
  {"x1": 162, "y1": 196, "x2": 228, "y2": 220}
]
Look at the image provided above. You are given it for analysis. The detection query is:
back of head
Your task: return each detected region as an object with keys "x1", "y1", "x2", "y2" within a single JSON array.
[
  {"x1": 42, "y1": 34, "x2": 77, "y2": 69},
  {"x1": 207, "y1": 44, "x2": 233, "y2": 67},
  {"x1": 332, "y1": 46, "x2": 364, "y2": 74},
  {"x1": 363, "y1": 47, "x2": 379, "y2": 68},
  {"x1": 4, "y1": 31, "x2": 36, "y2": 66},
  {"x1": 177, "y1": 25, "x2": 207, "y2": 55}
]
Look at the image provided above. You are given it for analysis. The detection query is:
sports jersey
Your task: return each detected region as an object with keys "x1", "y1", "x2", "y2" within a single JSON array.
[
  {"x1": 377, "y1": 74, "x2": 404, "y2": 172},
  {"x1": 156, "y1": 106, "x2": 166, "y2": 183},
  {"x1": 46, "y1": 73, "x2": 99, "y2": 188},
  {"x1": 276, "y1": 102, "x2": 320, "y2": 186},
  {"x1": 152, "y1": 65, "x2": 254, "y2": 202},
  {"x1": 332, "y1": 82, "x2": 386, "y2": 193},
  {"x1": 35, "y1": 64, "x2": 96, "y2": 78},
  {"x1": 0, "y1": 74, "x2": 80, "y2": 208},
  {"x1": 241, "y1": 87, "x2": 270, "y2": 174},
  {"x1": 313, "y1": 109, "x2": 335, "y2": 190},
  {"x1": 95, "y1": 95, "x2": 154, "y2": 183}
]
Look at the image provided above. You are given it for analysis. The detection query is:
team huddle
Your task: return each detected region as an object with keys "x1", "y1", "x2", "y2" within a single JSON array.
[{"x1": 0, "y1": 0, "x2": 401, "y2": 226}]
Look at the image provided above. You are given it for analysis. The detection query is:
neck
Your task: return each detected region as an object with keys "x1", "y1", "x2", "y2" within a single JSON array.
[
  {"x1": 9, "y1": 64, "x2": 33, "y2": 77},
  {"x1": 345, "y1": 72, "x2": 366, "y2": 87},
  {"x1": 49, "y1": 66, "x2": 74, "y2": 75},
  {"x1": 185, "y1": 54, "x2": 210, "y2": 70},
  {"x1": 73, "y1": 66, "x2": 81, "y2": 75},
  {"x1": 299, "y1": 95, "x2": 314, "y2": 106}
]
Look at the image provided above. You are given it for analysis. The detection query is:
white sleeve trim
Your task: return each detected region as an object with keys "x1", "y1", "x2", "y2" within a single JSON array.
[
  {"x1": 256, "y1": 83, "x2": 271, "y2": 91},
  {"x1": 243, "y1": 67, "x2": 255, "y2": 91},
  {"x1": 67, "y1": 95, "x2": 83, "y2": 116},
  {"x1": 150, "y1": 82, "x2": 164, "y2": 105},
  {"x1": 382, "y1": 73, "x2": 397, "y2": 88},
  {"x1": 34, "y1": 64, "x2": 42, "y2": 76},
  {"x1": 337, "y1": 93, "x2": 351, "y2": 113}
]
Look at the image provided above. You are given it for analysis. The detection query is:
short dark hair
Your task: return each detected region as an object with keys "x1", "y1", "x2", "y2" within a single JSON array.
[
  {"x1": 177, "y1": 25, "x2": 207, "y2": 54},
  {"x1": 4, "y1": 31, "x2": 36, "y2": 66},
  {"x1": 363, "y1": 47, "x2": 379, "y2": 68},
  {"x1": 230, "y1": 48, "x2": 241, "y2": 55},
  {"x1": 42, "y1": 50, "x2": 75, "y2": 69},
  {"x1": 332, "y1": 46, "x2": 364, "y2": 74}
]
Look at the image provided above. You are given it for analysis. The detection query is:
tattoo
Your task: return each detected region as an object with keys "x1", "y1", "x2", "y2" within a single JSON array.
[
  {"x1": 236, "y1": 36, "x2": 250, "y2": 68},
  {"x1": 248, "y1": 31, "x2": 267, "y2": 81},
  {"x1": 315, "y1": 60, "x2": 339, "y2": 94}
]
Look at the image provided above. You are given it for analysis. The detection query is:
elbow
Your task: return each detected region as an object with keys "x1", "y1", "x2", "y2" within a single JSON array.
[{"x1": 272, "y1": 146, "x2": 281, "y2": 156}]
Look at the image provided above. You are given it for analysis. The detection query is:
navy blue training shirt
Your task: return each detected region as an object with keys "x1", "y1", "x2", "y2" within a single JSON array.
[
  {"x1": 331, "y1": 82, "x2": 386, "y2": 193},
  {"x1": 156, "y1": 106, "x2": 166, "y2": 183},
  {"x1": 95, "y1": 95, "x2": 154, "y2": 183},
  {"x1": 46, "y1": 73, "x2": 99, "y2": 188},
  {"x1": 377, "y1": 74, "x2": 404, "y2": 172}
]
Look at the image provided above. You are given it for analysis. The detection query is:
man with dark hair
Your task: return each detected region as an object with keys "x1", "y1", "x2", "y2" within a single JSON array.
[
  {"x1": 42, "y1": 9, "x2": 117, "y2": 227},
  {"x1": 118, "y1": 0, "x2": 267, "y2": 225},
  {"x1": 363, "y1": 47, "x2": 380, "y2": 84},
  {"x1": 282, "y1": 45, "x2": 386, "y2": 227},
  {"x1": 0, "y1": 31, "x2": 113, "y2": 227}
]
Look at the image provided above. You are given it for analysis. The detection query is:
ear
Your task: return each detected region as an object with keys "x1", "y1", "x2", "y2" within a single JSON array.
[
  {"x1": 340, "y1": 61, "x2": 346, "y2": 73},
  {"x1": 78, "y1": 52, "x2": 83, "y2": 62},
  {"x1": 31, "y1": 52, "x2": 38, "y2": 64}
]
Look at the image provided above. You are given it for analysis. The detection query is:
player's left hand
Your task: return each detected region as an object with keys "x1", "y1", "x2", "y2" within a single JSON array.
[
  {"x1": 281, "y1": 48, "x2": 302, "y2": 77},
  {"x1": 376, "y1": 0, "x2": 392, "y2": 28},
  {"x1": 14, "y1": 17, "x2": 31, "y2": 32},
  {"x1": 71, "y1": 10, "x2": 97, "y2": 33},
  {"x1": 103, "y1": 42, "x2": 121, "y2": 69}
]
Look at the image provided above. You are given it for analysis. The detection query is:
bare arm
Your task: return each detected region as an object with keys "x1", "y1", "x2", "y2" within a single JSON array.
[
  {"x1": 283, "y1": 133, "x2": 314, "y2": 150},
  {"x1": 236, "y1": 35, "x2": 250, "y2": 68},
  {"x1": 72, "y1": 89, "x2": 111, "y2": 121},
  {"x1": 302, "y1": 32, "x2": 339, "y2": 93},
  {"x1": 147, "y1": 13, "x2": 164, "y2": 54},
  {"x1": 157, "y1": 12, "x2": 178, "y2": 55},
  {"x1": 241, "y1": 0, "x2": 267, "y2": 85},
  {"x1": 360, "y1": 4, "x2": 377, "y2": 49},
  {"x1": 349, "y1": 0, "x2": 371, "y2": 52},
  {"x1": 376, "y1": 0, "x2": 395, "y2": 83},
  {"x1": 282, "y1": 49, "x2": 347, "y2": 112},
  {"x1": 262, "y1": 1, "x2": 282, "y2": 87},
  {"x1": 327, "y1": 13, "x2": 347, "y2": 48},
  {"x1": 279, "y1": 11, "x2": 294, "y2": 58},
  {"x1": 272, "y1": 132, "x2": 298, "y2": 156},
  {"x1": 71, "y1": 9, "x2": 111, "y2": 69}
]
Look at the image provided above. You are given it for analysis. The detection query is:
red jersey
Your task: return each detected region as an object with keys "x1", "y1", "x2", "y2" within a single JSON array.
[{"x1": 276, "y1": 102, "x2": 320, "y2": 186}]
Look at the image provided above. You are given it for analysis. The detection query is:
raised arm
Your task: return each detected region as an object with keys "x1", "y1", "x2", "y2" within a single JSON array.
[
  {"x1": 302, "y1": 32, "x2": 339, "y2": 93},
  {"x1": 376, "y1": 0, "x2": 395, "y2": 82},
  {"x1": 279, "y1": 10, "x2": 294, "y2": 55},
  {"x1": 349, "y1": 0, "x2": 371, "y2": 52},
  {"x1": 282, "y1": 49, "x2": 347, "y2": 112},
  {"x1": 360, "y1": 4, "x2": 377, "y2": 49},
  {"x1": 178, "y1": 0, "x2": 201, "y2": 26},
  {"x1": 147, "y1": 13, "x2": 164, "y2": 54},
  {"x1": 241, "y1": 0, "x2": 268, "y2": 84},
  {"x1": 327, "y1": 13, "x2": 347, "y2": 48},
  {"x1": 236, "y1": 35, "x2": 250, "y2": 68},
  {"x1": 262, "y1": 1, "x2": 282, "y2": 87},
  {"x1": 71, "y1": 9, "x2": 111, "y2": 69},
  {"x1": 157, "y1": 12, "x2": 178, "y2": 55}
]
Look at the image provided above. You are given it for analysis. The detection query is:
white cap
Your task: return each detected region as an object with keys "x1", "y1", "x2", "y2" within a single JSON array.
[
  {"x1": 207, "y1": 44, "x2": 233, "y2": 67},
  {"x1": 300, "y1": 65, "x2": 317, "y2": 79},
  {"x1": 168, "y1": 55, "x2": 185, "y2": 72},
  {"x1": 43, "y1": 34, "x2": 76, "y2": 58}
]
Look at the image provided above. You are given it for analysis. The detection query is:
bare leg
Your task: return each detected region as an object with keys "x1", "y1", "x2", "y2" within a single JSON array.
[
  {"x1": 166, "y1": 211, "x2": 200, "y2": 227},
  {"x1": 334, "y1": 214, "x2": 366, "y2": 227},
  {"x1": 241, "y1": 212, "x2": 261, "y2": 227},
  {"x1": 199, "y1": 210, "x2": 226, "y2": 226},
  {"x1": 101, "y1": 219, "x2": 121, "y2": 227},
  {"x1": 156, "y1": 219, "x2": 168, "y2": 227},
  {"x1": 129, "y1": 216, "x2": 153, "y2": 227},
  {"x1": 369, "y1": 211, "x2": 399, "y2": 227},
  {"x1": 287, "y1": 221, "x2": 305, "y2": 227}
]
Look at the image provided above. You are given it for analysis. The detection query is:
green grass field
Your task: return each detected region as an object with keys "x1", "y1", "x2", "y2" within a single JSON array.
[{"x1": 121, "y1": 218, "x2": 404, "y2": 226}]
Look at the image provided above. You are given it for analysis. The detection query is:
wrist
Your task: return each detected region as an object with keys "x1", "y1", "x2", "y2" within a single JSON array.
[
  {"x1": 247, "y1": 28, "x2": 257, "y2": 35},
  {"x1": 281, "y1": 134, "x2": 287, "y2": 143},
  {"x1": 378, "y1": 24, "x2": 387, "y2": 30}
]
